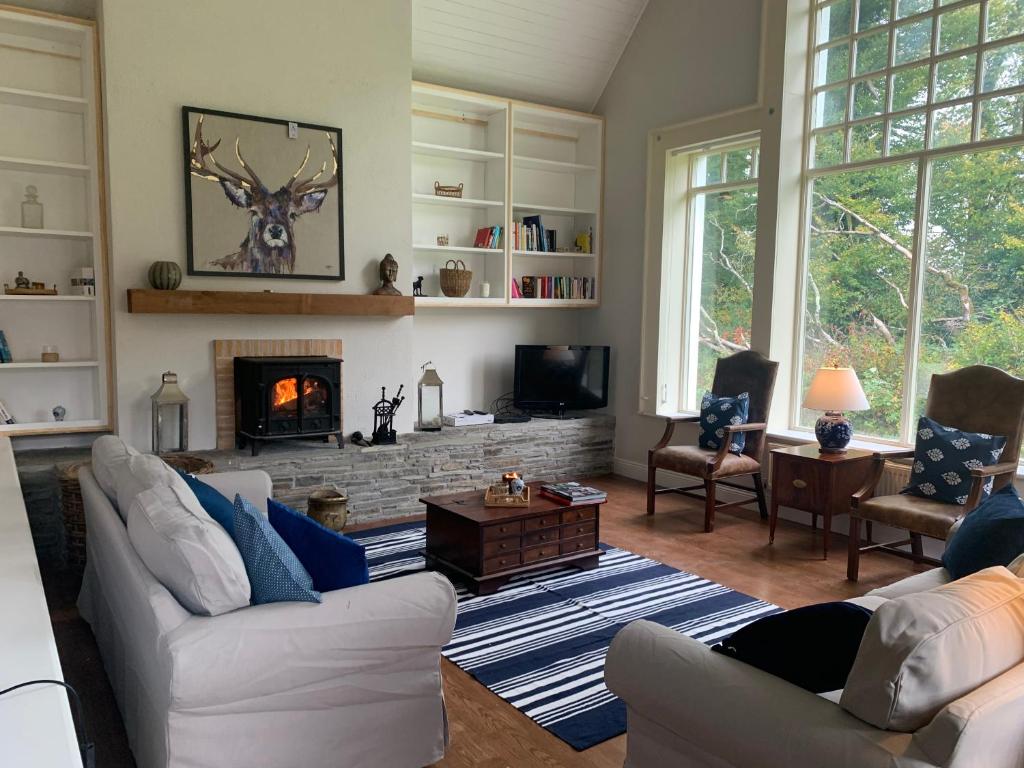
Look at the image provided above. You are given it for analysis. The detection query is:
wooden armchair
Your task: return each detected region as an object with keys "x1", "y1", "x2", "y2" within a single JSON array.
[
  {"x1": 647, "y1": 350, "x2": 779, "y2": 532},
  {"x1": 847, "y1": 365, "x2": 1024, "y2": 581}
]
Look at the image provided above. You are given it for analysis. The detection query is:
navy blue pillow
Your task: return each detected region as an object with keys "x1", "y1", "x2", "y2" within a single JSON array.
[
  {"x1": 232, "y1": 495, "x2": 321, "y2": 605},
  {"x1": 713, "y1": 601, "x2": 874, "y2": 693},
  {"x1": 902, "y1": 416, "x2": 1006, "y2": 505},
  {"x1": 268, "y1": 499, "x2": 369, "y2": 592},
  {"x1": 177, "y1": 470, "x2": 236, "y2": 536},
  {"x1": 942, "y1": 485, "x2": 1024, "y2": 580},
  {"x1": 698, "y1": 391, "x2": 750, "y2": 454}
]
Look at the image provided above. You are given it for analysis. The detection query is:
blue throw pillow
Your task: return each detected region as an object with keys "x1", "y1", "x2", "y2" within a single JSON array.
[
  {"x1": 232, "y1": 494, "x2": 321, "y2": 605},
  {"x1": 698, "y1": 391, "x2": 750, "y2": 454},
  {"x1": 177, "y1": 470, "x2": 236, "y2": 536},
  {"x1": 713, "y1": 601, "x2": 874, "y2": 693},
  {"x1": 268, "y1": 499, "x2": 369, "y2": 592},
  {"x1": 902, "y1": 416, "x2": 1007, "y2": 505},
  {"x1": 942, "y1": 485, "x2": 1024, "y2": 580}
]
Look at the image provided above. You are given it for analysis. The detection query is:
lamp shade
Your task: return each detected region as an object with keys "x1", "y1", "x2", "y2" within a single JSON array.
[{"x1": 803, "y1": 367, "x2": 870, "y2": 412}]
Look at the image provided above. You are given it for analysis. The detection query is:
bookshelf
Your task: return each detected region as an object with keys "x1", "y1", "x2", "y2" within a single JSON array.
[
  {"x1": 0, "y1": 6, "x2": 112, "y2": 437},
  {"x1": 411, "y1": 83, "x2": 603, "y2": 308}
]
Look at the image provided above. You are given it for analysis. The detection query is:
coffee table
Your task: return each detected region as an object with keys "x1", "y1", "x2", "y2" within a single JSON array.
[{"x1": 420, "y1": 482, "x2": 604, "y2": 595}]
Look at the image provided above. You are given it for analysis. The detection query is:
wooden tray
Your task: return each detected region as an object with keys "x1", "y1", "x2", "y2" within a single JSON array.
[
  {"x1": 484, "y1": 485, "x2": 530, "y2": 507},
  {"x1": 5, "y1": 287, "x2": 58, "y2": 295}
]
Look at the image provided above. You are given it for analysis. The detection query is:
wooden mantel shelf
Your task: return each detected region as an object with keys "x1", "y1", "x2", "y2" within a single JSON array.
[{"x1": 127, "y1": 289, "x2": 414, "y2": 317}]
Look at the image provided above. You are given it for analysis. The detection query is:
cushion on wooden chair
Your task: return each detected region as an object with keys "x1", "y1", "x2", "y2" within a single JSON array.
[
  {"x1": 856, "y1": 493, "x2": 963, "y2": 540},
  {"x1": 652, "y1": 445, "x2": 761, "y2": 479}
]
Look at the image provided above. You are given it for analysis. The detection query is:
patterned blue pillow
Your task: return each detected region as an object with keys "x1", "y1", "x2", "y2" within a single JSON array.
[
  {"x1": 232, "y1": 494, "x2": 321, "y2": 605},
  {"x1": 902, "y1": 416, "x2": 1007, "y2": 506},
  {"x1": 699, "y1": 392, "x2": 750, "y2": 454}
]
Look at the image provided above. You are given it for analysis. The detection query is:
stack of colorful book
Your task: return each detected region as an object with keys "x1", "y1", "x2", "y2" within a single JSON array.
[
  {"x1": 474, "y1": 225, "x2": 503, "y2": 249},
  {"x1": 512, "y1": 275, "x2": 596, "y2": 300},
  {"x1": 540, "y1": 482, "x2": 607, "y2": 504}
]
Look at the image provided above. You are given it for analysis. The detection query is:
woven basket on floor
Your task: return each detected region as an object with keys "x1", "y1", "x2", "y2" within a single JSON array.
[
  {"x1": 439, "y1": 259, "x2": 472, "y2": 297},
  {"x1": 59, "y1": 454, "x2": 215, "y2": 568}
]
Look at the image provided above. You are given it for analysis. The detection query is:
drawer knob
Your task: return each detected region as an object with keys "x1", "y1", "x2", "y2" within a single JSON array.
[{"x1": 792, "y1": 479, "x2": 807, "y2": 489}]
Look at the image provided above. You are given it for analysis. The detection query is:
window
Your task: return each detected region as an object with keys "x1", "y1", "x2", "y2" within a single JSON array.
[
  {"x1": 799, "y1": 0, "x2": 1024, "y2": 453},
  {"x1": 676, "y1": 140, "x2": 760, "y2": 410}
]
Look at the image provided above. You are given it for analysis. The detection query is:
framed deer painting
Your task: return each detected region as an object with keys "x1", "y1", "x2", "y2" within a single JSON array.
[{"x1": 182, "y1": 106, "x2": 344, "y2": 280}]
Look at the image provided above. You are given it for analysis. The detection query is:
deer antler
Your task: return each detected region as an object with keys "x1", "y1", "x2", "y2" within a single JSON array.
[
  {"x1": 189, "y1": 114, "x2": 264, "y2": 192},
  {"x1": 289, "y1": 132, "x2": 339, "y2": 196}
]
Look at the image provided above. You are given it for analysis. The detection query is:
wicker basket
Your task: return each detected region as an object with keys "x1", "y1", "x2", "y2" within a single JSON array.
[
  {"x1": 433, "y1": 181, "x2": 463, "y2": 198},
  {"x1": 440, "y1": 259, "x2": 472, "y2": 297},
  {"x1": 58, "y1": 454, "x2": 214, "y2": 568}
]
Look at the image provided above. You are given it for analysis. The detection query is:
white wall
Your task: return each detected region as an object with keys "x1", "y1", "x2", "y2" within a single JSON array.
[
  {"x1": 587, "y1": 0, "x2": 764, "y2": 472},
  {"x1": 99, "y1": 0, "x2": 579, "y2": 450}
]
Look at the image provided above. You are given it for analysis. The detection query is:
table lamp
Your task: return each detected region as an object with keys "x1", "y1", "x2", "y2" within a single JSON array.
[{"x1": 803, "y1": 366, "x2": 870, "y2": 453}]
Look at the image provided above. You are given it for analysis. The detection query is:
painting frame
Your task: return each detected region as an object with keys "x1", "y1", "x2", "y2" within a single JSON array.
[{"x1": 182, "y1": 105, "x2": 345, "y2": 281}]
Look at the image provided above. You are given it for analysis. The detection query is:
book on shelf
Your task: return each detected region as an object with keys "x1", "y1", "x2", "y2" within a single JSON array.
[
  {"x1": 540, "y1": 481, "x2": 607, "y2": 504},
  {"x1": 521, "y1": 275, "x2": 536, "y2": 299},
  {"x1": 474, "y1": 225, "x2": 503, "y2": 249},
  {"x1": 511, "y1": 278, "x2": 523, "y2": 298},
  {"x1": 0, "y1": 399, "x2": 15, "y2": 425},
  {"x1": 0, "y1": 331, "x2": 11, "y2": 363},
  {"x1": 515, "y1": 276, "x2": 595, "y2": 300},
  {"x1": 522, "y1": 215, "x2": 547, "y2": 252}
]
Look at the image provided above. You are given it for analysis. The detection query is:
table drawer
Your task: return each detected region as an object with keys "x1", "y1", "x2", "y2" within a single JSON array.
[
  {"x1": 561, "y1": 508, "x2": 596, "y2": 524},
  {"x1": 524, "y1": 514, "x2": 561, "y2": 532},
  {"x1": 482, "y1": 537, "x2": 521, "y2": 558},
  {"x1": 560, "y1": 535, "x2": 597, "y2": 555},
  {"x1": 523, "y1": 528, "x2": 559, "y2": 547},
  {"x1": 561, "y1": 520, "x2": 596, "y2": 540},
  {"x1": 483, "y1": 521, "x2": 523, "y2": 541},
  {"x1": 522, "y1": 543, "x2": 560, "y2": 564},
  {"x1": 773, "y1": 459, "x2": 826, "y2": 510},
  {"x1": 483, "y1": 552, "x2": 521, "y2": 574}
]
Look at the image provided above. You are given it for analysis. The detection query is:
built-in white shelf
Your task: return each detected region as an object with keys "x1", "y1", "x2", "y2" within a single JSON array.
[
  {"x1": 0, "y1": 155, "x2": 90, "y2": 176},
  {"x1": 415, "y1": 296, "x2": 507, "y2": 308},
  {"x1": 509, "y1": 298, "x2": 598, "y2": 308},
  {"x1": 512, "y1": 249, "x2": 597, "y2": 259},
  {"x1": 412, "y1": 193, "x2": 504, "y2": 209},
  {"x1": 0, "y1": 418, "x2": 105, "y2": 435},
  {"x1": 413, "y1": 244, "x2": 503, "y2": 255},
  {"x1": 0, "y1": 85, "x2": 87, "y2": 113},
  {"x1": 0, "y1": 360, "x2": 100, "y2": 369},
  {"x1": 512, "y1": 202, "x2": 596, "y2": 216},
  {"x1": 412, "y1": 141, "x2": 503, "y2": 163},
  {"x1": 0, "y1": 294, "x2": 94, "y2": 302},
  {"x1": 514, "y1": 156, "x2": 597, "y2": 173},
  {"x1": 0, "y1": 225, "x2": 93, "y2": 240}
]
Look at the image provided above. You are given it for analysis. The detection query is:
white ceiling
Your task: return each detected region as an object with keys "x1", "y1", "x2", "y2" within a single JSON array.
[{"x1": 412, "y1": 0, "x2": 650, "y2": 112}]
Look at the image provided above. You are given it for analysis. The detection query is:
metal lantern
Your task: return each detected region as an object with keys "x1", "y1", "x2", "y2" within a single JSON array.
[
  {"x1": 151, "y1": 371, "x2": 189, "y2": 453},
  {"x1": 417, "y1": 362, "x2": 444, "y2": 432}
]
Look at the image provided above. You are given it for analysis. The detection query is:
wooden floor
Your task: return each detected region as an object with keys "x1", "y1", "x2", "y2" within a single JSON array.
[{"x1": 46, "y1": 474, "x2": 928, "y2": 768}]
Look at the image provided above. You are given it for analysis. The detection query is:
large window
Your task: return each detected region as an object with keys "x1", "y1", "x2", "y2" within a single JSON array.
[
  {"x1": 798, "y1": 0, "x2": 1024, "y2": 450},
  {"x1": 677, "y1": 140, "x2": 760, "y2": 409}
]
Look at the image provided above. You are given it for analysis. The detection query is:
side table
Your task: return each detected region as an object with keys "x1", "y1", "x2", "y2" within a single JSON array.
[{"x1": 769, "y1": 444, "x2": 875, "y2": 559}]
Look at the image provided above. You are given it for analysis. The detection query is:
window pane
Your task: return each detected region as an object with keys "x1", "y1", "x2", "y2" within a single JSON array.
[
  {"x1": 937, "y1": 5, "x2": 980, "y2": 53},
  {"x1": 986, "y1": 0, "x2": 1024, "y2": 41},
  {"x1": 802, "y1": 163, "x2": 919, "y2": 440},
  {"x1": 814, "y1": 85, "x2": 849, "y2": 127},
  {"x1": 858, "y1": 0, "x2": 891, "y2": 30},
  {"x1": 895, "y1": 18, "x2": 934, "y2": 65},
  {"x1": 889, "y1": 110, "x2": 928, "y2": 152},
  {"x1": 696, "y1": 153, "x2": 724, "y2": 185},
  {"x1": 725, "y1": 146, "x2": 755, "y2": 182},
  {"x1": 897, "y1": 0, "x2": 933, "y2": 18},
  {"x1": 931, "y1": 102, "x2": 973, "y2": 146},
  {"x1": 982, "y1": 42, "x2": 1024, "y2": 93},
  {"x1": 813, "y1": 129, "x2": 847, "y2": 167},
  {"x1": 856, "y1": 29, "x2": 891, "y2": 75},
  {"x1": 979, "y1": 93, "x2": 1024, "y2": 138},
  {"x1": 853, "y1": 76, "x2": 887, "y2": 117},
  {"x1": 692, "y1": 188, "x2": 758, "y2": 403},
  {"x1": 817, "y1": 42, "x2": 851, "y2": 86},
  {"x1": 850, "y1": 119, "x2": 885, "y2": 159},
  {"x1": 817, "y1": 0, "x2": 854, "y2": 44},
  {"x1": 917, "y1": 146, "x2": 1024, "y2": 458},
  {"x1": 892, "y1": 64, "x2": 931, "y2": 109},
  {"x1": 934, "y1": 52, "x2": 977, "y2": 102}
]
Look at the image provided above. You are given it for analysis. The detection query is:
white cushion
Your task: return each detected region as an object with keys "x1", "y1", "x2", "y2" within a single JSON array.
[
  {"x1": 841, "y1": 566, "x2": 1024, "y2": 732},
  {"x1": 114, "y1": 453, "x2": 187, "y2": 522},
  {"x1": 91, "y1": 435, "x2": 139, "y2": 502},
  {"x1": 1010, "y1": 552, "x2": 1024, "y2": 578},
  {"x1": 127, "y1": 484, "x2": 250, "y2": 616}
]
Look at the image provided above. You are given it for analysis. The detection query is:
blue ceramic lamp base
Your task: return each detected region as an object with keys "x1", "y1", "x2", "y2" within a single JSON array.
[{"x1": 815, "y1": 410, "x2": 853, "y2": 453}]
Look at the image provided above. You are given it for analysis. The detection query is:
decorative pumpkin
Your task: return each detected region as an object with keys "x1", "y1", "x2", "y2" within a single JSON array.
[{"x1": 148, "y1": 260, "x2": 182, "y2": 290}]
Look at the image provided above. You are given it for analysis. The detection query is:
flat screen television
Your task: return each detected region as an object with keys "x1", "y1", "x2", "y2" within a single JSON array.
[{"x1": 513, "y1": 345, "x2": 610, "y2": 417}]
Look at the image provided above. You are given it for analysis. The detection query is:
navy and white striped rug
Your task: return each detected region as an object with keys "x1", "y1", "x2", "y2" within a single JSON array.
[{"x1": 348, "y1": 521, "x2": 781, "y2": 751}]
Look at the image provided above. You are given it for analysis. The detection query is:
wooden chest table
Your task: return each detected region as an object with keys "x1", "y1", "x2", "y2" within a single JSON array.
[{"x1": 420, "y1": 482, "x2": 604, "y2": 595}]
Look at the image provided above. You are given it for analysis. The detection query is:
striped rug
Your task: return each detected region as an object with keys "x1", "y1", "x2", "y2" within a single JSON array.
[{"x1": 348, "y1": 521, "x2": 781, "y2": 751}]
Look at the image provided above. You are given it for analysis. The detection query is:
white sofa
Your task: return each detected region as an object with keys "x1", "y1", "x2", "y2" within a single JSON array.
[
  {"x1": 605, "y1": 567, "x2": 1024, "y2": 768},
  {"x1": 77, "y1": 454, "x2": 457, "y2": 768}
]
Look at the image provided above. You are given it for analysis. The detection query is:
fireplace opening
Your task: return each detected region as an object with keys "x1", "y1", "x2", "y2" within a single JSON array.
[{"x1": 234, "y1": 356, "x2": 342, "y2": 455}]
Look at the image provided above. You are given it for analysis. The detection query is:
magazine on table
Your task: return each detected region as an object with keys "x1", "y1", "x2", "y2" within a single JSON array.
[{"x1": 541, "y1": 481, "x2": 607, "y2": 503}]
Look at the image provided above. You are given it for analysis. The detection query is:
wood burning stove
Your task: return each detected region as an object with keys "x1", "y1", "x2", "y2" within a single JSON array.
[{"x1": 233, "y1": 356, "x2": 342, "y2": 455}]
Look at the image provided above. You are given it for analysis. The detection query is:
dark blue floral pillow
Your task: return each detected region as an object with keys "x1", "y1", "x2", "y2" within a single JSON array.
[
  {"x1": 699, "y1": 392, "x2": 750, "y2": 454},
  {"x1": 902, "y1": 416, "x2": 1006, "y2": 505}
]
